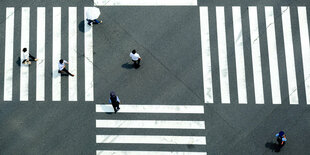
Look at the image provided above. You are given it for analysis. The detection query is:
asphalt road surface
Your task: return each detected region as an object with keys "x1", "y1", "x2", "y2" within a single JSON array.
[{"x1": 0, "y1": 0, "x2": 309, "y2": 154}]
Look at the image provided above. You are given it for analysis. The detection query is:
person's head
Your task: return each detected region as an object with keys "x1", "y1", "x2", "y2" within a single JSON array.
[
  {"x1": 59, "y1": 59, "x2": 63, "y2": 64},
  {"x1": 110, "y1": 91, "x2": 116, "y2": 97},
  {"x1": 132, "y1": 50, "x2": 136, "y2": 54},
  {"x1": 279, "y1": 131, "x2": 285, "y2": 137},
  {"x1": 22, "y1": 48, "x2": 27, "y2": 52}
]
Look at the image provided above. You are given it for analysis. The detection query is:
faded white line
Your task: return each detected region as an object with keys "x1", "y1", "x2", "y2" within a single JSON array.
[
  {"x1": 69, "y1": 7, "x2": 77, "y2": 101},
  {"x1": 36, "y1": 7, "x2": 45, "y2": 101},
  {"x1": 84, "y1": 7, "x2": 94, "y2": 101},
  {"x1": 281, "y1": 7, "x2": 299, "y2": 104},
  {"x1": 52, "y1": 7, "x2": 61, "y2": 101},
  {"x1": 265, "y1": 7, "x2": 281, "y2": 104},
  {"x1": 94, "y1": 0, "x2": 197, "y2": 6},
  {"x1": 298, "y1": 7, "x2": 310, "y2": 105},
  {"x1": 96, "y1": 104, "x2": 204, "y2": 114},
  {"x1": 232, "y1": 6, "x2": 247, "y2": 104},
  {"x1": 20, "y1": 7, "x2": 30, "y2": 101},
  {"x1": 96, "y1": 120, "x2": 205, "y2": 129},
  {"x1": 4, "y1": 8, "x2": 14, "y2": 101},
  {"x1": 96, "y1": 135, "x2": 206, "y2": 145},
  {"x1": 216, "y1": 6, "x2": 230, "y2": 103},
  {"x1": 200, "y1": 7, "x2": 213, "y2": 103},
  {"x1": 249, "y1": 6, "x2": 264, "y2": 104}
]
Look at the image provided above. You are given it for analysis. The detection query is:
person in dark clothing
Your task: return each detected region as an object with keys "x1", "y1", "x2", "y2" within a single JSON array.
[
  {"x1": 87, "y1": 18, "x2": 102, "y2": 26},
  {"x1": 109, "y1": 91, "x2": 120, "y2": 113},
  {"x1": 275, "y1": 131, "x2": 287, "y2": 152}
]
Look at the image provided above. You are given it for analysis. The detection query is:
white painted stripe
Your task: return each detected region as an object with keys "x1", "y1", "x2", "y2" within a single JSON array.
[
  {"x1": 281, "y1": 7, "x2": 299, "y2": 104},
  {"x1": 200, "y1": 7, "x2": 213, "y2": 103},
  {"x1": 84, "y1": 7, "x2": 94, "y2": 101},
  {"x1": 69, "y1": 7, "x2": 77, "y2": 101},
  {"x1": 216, "y1": 7, "x2": 230, "y2": 103},
  {"x1": 52, "y1": 7, "x2": 61, "y2": 101},
  {"x1": 248, "y1": 7, "x2": 264, "y2": 104},
  {"x1": 96, "y1": 150, "x2": 207, "y2": 155},
  {"x1": 20, "y1": 8, "x2": 30, "y2": 101},
  {"x1": 232, "y1": 6, "x2": 247, "y2": 104},
  {"x1": 96, "y1": 120, "x2": 205, "y2": 129},
  {"x1": 96, "y1": 104, "x2": 204, "y2": 114},
  {"x1": 265, "y1": 7, "x2": 281, "y2": 104},
  {"x1": 298, "y1": 7, "x2": 310, "y2": 105},
  {"x1": 96, "y1": 135, "x2": 206, "y2": 145},
  {"x1": 4, "y1": 8, "x2": 15, "y2": 101},
  {"x1": 94, "y1": 0, "x2": 197, "y2": 6},
  {"x1": 36, "y1": 7, "x2": 45, "y2": 101}
]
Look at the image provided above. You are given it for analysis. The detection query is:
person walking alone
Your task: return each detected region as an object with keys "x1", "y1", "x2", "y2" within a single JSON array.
[
  {"x1": 22, "y1": 48, "x2": 38, "y2": 64},
  {"x1": 275, "y1": 131, "x2": 287, "y2": 151},
  {"x1": 130, "y1": 49, "x2": 142, "y2": 68},
  {"x1": 58, "y1": 59, "x2": 74, "y2": 77},
  {"x1": 109, "y1": 91, "x2": 120, "y2": 113},
  {"x1": 87, "y1": 18, "x2": 102, "y2": 26}
]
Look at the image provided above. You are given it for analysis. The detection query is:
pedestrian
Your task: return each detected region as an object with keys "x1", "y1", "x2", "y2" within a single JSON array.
[
  {"x1": 109, "y1": 91, "x2": 120, "y2": 113},
  {"x1": 130, "y1": 49, "x2": 142, "y2": 68},
  {"x1": 58, "y1": 59, "x2": 74, "y2": 77},
  {"x1": 21, "y1": 48, "x2": 38, "y2": 65},
  {"x1": 87, "y1": 18, "x2": 102, "y2": 26},
  {"x1": 275, "y1": 131, "x2": 287, "y2": 150}
]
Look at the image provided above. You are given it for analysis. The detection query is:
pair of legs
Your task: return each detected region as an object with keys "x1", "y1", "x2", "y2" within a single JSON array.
[
  {"x1": 22, "y1": 54, "x2": 37, "y2": 64},
  {"x1": 59, "y1": 68, "x2": 74, "y2": 76},
  {"x1": 112, "y1": 103, "x2": 120, "y2": 113},
  {"x1": 87, "y1": 19, "x2": 101, "y2": 25},
  {"x1": 132, "y1": 59, "x2": 141, "y2": 68}
]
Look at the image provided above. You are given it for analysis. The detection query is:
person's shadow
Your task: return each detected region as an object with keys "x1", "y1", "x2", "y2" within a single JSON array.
[
  {"x1": 79, "y1": 20, "x2": 92, "y2": 33},
  {"x1": 16, "y1": 57, "x2": 21, "y2": 66},
  {"x1": 121, "y1": 62, "x2": 134, "y2": 69},
  {"x1": 265, "y1": 142, "x2": 281, "y2": 152}
]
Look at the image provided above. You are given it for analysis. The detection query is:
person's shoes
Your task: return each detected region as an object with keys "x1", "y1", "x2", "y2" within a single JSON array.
[{"x1": 35, "y1": 59, "x2": 38, "y2": 61}]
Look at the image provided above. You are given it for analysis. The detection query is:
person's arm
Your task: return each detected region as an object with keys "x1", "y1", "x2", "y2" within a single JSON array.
[{"x1": 117, "y1": 96, "x2": 120, "y2": 103}]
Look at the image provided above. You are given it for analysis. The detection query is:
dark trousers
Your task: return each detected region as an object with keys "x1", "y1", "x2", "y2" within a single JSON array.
[
  {"x1": 132, "y1": 59, "x2": 140, "y2": 68},
  {"x1": 60, "y1": 68, "x2": 73, "y2": 76},
  {"x1": 22, "y1": 54, "x2": 36, "y2": 63},
  {"x1": 87, "y1": 19, "x2": 100, "y2": 25},
  {"x1": 277, "y1": 138, "x2": 285, "y2": 146},
  {"x1": 112, "y1": 102, "x2": 120, "y2": 113}
]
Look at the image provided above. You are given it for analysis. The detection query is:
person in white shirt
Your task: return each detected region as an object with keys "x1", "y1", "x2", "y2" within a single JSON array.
[
  {"x1": 129, "y1": 49, "x2": 142, "y2": 68},
  {"x1": 58, "y1": 59, "x2": 74, "y2": 77},
  {"x1": 22, "y1": 48, "x2": 38, "y2": 64}
]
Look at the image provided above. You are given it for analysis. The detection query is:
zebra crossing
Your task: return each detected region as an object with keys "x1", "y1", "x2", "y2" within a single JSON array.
[
  {"x1": 200, "y1": 6, "x2": 310, "y2": 105},
  {"x1": 1, "y1": 7, "x2": 94, "y2": 101},
  {"x1": 96, "y1": 104, "x2": 207, "y2": 155}
]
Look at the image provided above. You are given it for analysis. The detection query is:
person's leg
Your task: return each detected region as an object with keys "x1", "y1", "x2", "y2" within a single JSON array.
[
  {"x1": 137, "y1": 59, "x2": 140, "y2": 65},
  {"x1": 29, "y1": 54, "x2": 37, "y2": 61},
  {"x1": 132, "y1": 60, "x2": 138, "y2": 68},
  {"x1": 112, "y1": 105, "x2": 118, "y2": 113},
  {"x1": 62, "y1": 68, "x2": 74, "y2": 76},
  {"x1": 94, "y1": 19, "x2": 102, "y2": 24}
]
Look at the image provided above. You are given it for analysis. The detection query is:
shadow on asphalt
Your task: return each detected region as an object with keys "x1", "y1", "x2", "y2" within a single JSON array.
[
  {"x1": 265, "y1": 142, "x2": 282, "y2": 152},
  {"x1": 121, "y1": 62, "x2": 134, "y2": 69}
]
